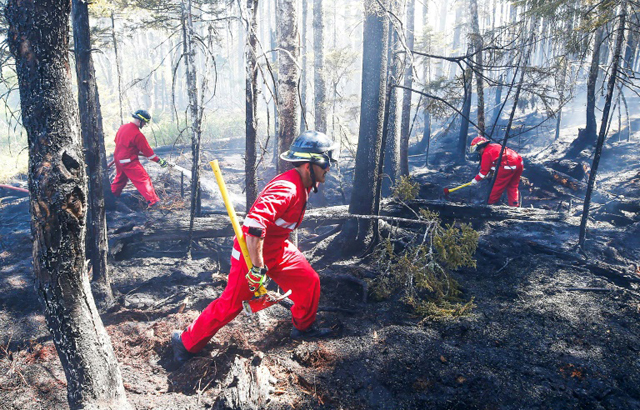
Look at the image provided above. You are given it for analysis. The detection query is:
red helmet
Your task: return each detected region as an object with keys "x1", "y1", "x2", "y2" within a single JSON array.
[{"x1": 469, "y1": 136, "x2": 489, "y2": 153}]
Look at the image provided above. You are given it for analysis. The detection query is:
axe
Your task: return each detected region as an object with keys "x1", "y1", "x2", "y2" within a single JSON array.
[
  {"x1": 210, "y1": 160, "x2": 290, "y2": 315},
  {"x1": 443, "y1": 181, "x2": 472, "y2": 197}
]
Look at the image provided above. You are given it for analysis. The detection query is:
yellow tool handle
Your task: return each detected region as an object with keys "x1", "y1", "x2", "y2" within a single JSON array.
[
  {"x1": 448, "y1": 181, "x2": 472, "y2": 193},
  {"x1": 210, "y1": 160, "x2": 267, "y2": 297}
]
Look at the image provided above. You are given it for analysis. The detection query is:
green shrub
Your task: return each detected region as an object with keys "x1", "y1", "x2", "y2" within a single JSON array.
[
  {"x1": 369, "y1": 209, "x2": 478, "y2": 319},
  {"x1": 392, "y1": 175, "x2": 420, "y2": 202}
]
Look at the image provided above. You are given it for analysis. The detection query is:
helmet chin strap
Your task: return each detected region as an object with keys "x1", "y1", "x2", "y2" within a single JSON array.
[{"x1": 309, "y1": 163, "x2": 318, "y2": 193}]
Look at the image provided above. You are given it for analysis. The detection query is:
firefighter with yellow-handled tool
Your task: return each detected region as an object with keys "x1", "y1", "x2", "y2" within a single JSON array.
[{"x1": 171, "y1": 131, "x2": 336, "y2": 365}]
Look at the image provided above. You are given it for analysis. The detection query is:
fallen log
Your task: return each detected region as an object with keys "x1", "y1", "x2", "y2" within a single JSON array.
[
  {"x1": 109, "y1": 200, "x2": 575, "y2": 258},
  {"x1": 524, "y1": 162, "x2": 611, "y2": 202},
  {"x1": 384, "y1": 199, "x2": 572, "y2": 223}
]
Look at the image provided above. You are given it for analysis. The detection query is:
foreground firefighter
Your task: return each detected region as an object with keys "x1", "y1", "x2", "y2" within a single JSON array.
[
  {"x1": 469, "y1": 136, "x2": 524, "y2": 207},
  {"x1": 172, "y1": 130, "x2": 337, "y2": 364},
  {"x1": 110, "y1": 110, "x2": 169, "y2": 207}
]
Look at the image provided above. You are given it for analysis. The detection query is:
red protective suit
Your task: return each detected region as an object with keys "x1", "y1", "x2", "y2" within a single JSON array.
[
  {"x1": 474, "y1": 143, "x2": 523, "y2": 207},
  {"x1": 110, "y1": 122, "x2": 160, "y2": 204},
  {"x1": 181, "y1": 168, "x2": 320, "y2": 353}
]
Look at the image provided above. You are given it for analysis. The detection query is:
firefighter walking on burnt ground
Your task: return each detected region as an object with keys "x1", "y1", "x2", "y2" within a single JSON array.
[
  {"x1": 469, "y1": 136, "x2": 524, "y2": 207},
  {"x1": 171, "y1": 130, "x2": 337, "y2": 365},
  {"x1": 110, "y1": 110, "x2": 170, "y2": 208}
]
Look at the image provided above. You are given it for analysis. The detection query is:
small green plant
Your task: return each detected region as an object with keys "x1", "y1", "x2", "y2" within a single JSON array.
[
  {"x1": 392, "y1": 175, "x2": 420, "y2": 202},
  {"x1": 369, "y1": 209, "x2": 478, "y2": 320}
]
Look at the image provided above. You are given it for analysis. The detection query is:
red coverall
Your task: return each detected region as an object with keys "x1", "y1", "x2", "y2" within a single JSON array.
[
  {"x1": 110, "y1": 122, "x2": 161, "y2": 204},
  {"x1": 181, "y1": 168, "x2": 320, "y2": 353},
  {"x1": 474, "y1": 143, "x2": 523, "y2": 206}
]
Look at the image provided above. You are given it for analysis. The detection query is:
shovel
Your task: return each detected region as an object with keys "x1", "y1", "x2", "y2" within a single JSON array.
[
  {"x1": 210, "y1": 160, "x2": 290, "y2": 315},
  {"x1": 444, "y1": 181, "x2": 472, "y2": 197}
]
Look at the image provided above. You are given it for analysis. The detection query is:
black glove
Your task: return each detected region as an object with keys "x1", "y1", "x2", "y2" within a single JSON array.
[{"x1": 158, "y1": 158, "x2": 169, "y2": 168}]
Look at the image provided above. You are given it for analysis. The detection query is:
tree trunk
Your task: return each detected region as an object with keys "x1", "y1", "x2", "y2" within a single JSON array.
[
  {"x1": 555, "y1": 56, "x2": 568, "y2": 141},
  {"x1": 245, "y1": 0, "x2": 259, "y2": 209},
  {"x1": 110, "y1": 12, "x2": 124, "y2": 124},
  {"x1": 566, "y1": 26, "x2": 603, "y2": 158},
  {"x1": 6, "y1": 1, "x2": 130, "y2": 408},
  {"x1": 300, "y1": 0, "x2": 308, "y2": 129},
  {"x1": 382, "y1": 1, "x2": 403, "y2": 197},
  {"x1": 313, "y1": 0, "x2": 327, "y2": 132},
  {"x1": 276, "y1": 0, "x2": 300, "y2": 173},
  {"x1": 399, "y1": 0, "x2": 415, "y2": 175},
  {"x1": 457, "y1": 52, "x2": 473, "y2": 164},
  {"x1": 579, "y1": 3, "x2": 627, "y2": 248},
  {"x1": 183, "y1": 0, "x2": 202, "y2": 257},
  {"x1": 72, "y1": 0, "x2": 115, "y2": 309},
  {"x1": 469, "y1": 0, "x2": 485, "y2": 135},
  {"x1": 341, "y1": 0, "x2": 390, "y2": 251}
]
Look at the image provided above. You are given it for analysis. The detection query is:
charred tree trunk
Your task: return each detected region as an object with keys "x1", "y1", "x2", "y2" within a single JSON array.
[
  {"x1": 72, "y1": 0, "x2": 114, "y2": 309},
  {"x1": 566, "y1": 26, "x2": 603, "y2": 158},
  {"x1": 183, "y1": 0, "x2": 203, "y2": 257},
  {"x1": 457, "y1": 52, "x2": 473, "y2": 164},
  {"x1": 276, "y1": 0, "x2": 300, "y2": 173},
  {"x1": 469, "y1": 0, "x2": 485, "y2": 135},
  {"x1": 383, "y1": 2, "x2": 402, "y2": 197},
  {"x1": 579, "y1": 3, "x2": 627, "y2": 248},
  {"x1": 6, "y1": 1, "x2": 130, "y2": 408},
  {"x1": 399, "y1": 0, "x2": 415, "y2": 175},
  {"x1": 341, "y1": 0, "x2": 390, "y2": 251},
  {"x1": 244, "y1": 0, "x2": 259, "y2": 209},
  {"x1": 313, "y1": 0, "x2": 327, "y2": 132}
]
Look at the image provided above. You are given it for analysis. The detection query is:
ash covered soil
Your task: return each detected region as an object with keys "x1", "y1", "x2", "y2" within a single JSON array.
[{"x1": 1, "y1": 136, "x2": 640, "y2": 410}]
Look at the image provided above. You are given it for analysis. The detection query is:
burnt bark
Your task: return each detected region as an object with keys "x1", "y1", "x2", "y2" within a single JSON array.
[
  {"x1": 469, "y1": 0, "x2": 485, "y2": 135},
  {"x1": 565, "y1": 26, "x2": 603, "y2": 158},
  {"x1": 341, "y1": 0, "x2": 390, "y2": 251},
  {"x1": 579, "y1": 3, "x2": 627, "y2": 248},
  {"x1": 72, "y1": 0, "x2": 114, "y2": 309},
  {"x1": 6, "y1": 1, "x2": 130, "y2": 408},
  {"x1": 182, "y1": 0, "x2": 203, "y2": 257},
  {"x1": 244, "y1": 0, "x2": 259, "y2": 209},
  {"x1": 457, "y1": 53, "x2": 473, "y2": 164},
  {"x1": 382, "y1": 1, "x2": 403, "y2": 197},
  {"x1": 276, "y1": 0, "x2": 300, "y2": 173}
]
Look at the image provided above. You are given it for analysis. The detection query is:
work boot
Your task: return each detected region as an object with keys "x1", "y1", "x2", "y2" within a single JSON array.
[
  {"x1": 171, "y1": 331, "x2": 194, "y2": 364},
  {"x1": 290, "y1": 323, "x2": 333, "y2": 340}
]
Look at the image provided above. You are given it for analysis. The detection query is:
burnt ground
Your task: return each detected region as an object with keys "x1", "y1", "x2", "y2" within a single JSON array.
[{"x1": 1, "y1": 131, "x2": 640, "y2": 410}]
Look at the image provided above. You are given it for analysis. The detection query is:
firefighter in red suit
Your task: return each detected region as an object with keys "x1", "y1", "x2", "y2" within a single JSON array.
[
  {"x1": 469, "y1": 136, "x2": 523, "y2": 206},
  {"x1": 171, "y1": 130, "x2": 337, "y2": 363},
  {"x1": 110, "y1": 110, "x2": 169, "y2": 206}
]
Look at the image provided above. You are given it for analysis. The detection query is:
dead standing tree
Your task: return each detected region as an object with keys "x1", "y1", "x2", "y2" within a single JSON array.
[
  {"x1": 579, "y1": 1, "x2": 628, "y2": 248},
  {"x1": 72, "y1": 0, "x2": 115, "y2": 309},
  {"x1": 241, "y1": 0, "x2": 260, "y2": 208},
  {"x1": 341, "y1": 0, "x2": 390, "y2": 251},
  {"x1": 5, "y1": 1, "x2": 130, "y2": 408},
  {"x1": 276, "y1": 0, "x2": 300, "y2": 173},
  {"x1": 181, "y1": 0, "x2": 205, "y2": 258}
]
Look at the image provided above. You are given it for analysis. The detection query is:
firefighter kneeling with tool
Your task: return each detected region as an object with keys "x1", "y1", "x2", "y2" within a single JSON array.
[
  {"x1": 469, "y1": 136, "x2": 524, "y2": 207},
  {"x1": 172, "y1": 130, "x2": 337, "y2": 364}
]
